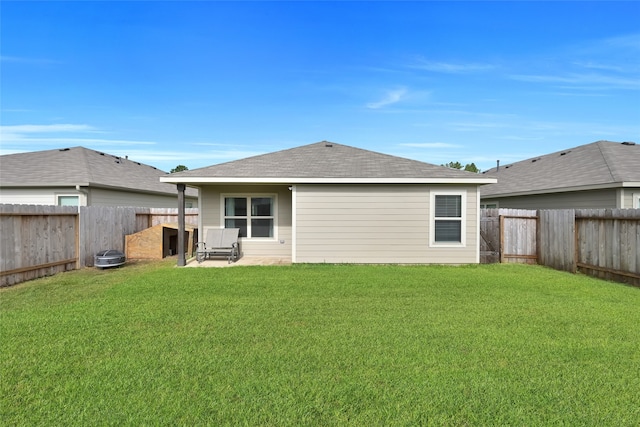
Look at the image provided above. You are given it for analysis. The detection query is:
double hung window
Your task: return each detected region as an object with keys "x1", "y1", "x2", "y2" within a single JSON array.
[
  {"x1": 431, "y1": 191, "x2": 466, "y2": 246},
  {"x1": 224, "y1": 196, "x2": 275, "y2": 238}
]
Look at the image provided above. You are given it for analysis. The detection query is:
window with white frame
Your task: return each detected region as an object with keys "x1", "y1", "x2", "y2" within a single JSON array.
[
  {"x1": 223, "y1": 195, "x2": 275, "y2": 239},
  {"x1": 633, "y1": 193, "x2": 640, "y2": 209},
  {"x1": 57, "y1": 195, "x2": 79, "y2": 206},
  {"x1": 431, "y1": 191, "x2": 466, "y2": 246}
]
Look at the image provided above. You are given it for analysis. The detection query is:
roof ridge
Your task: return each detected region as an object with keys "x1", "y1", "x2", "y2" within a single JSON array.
[
  {"x1": 597, "y1": 141, "x2": 621, "y2": 182},
  {"x1": 484, "y1": 140, "x2": 617, "y2": 174},
  {"x1": 76, "y1": 147, "x2": 95, "y2": 183},
  {"x1": 168, "y1": 140, "x2": 492, "y2": 181}
]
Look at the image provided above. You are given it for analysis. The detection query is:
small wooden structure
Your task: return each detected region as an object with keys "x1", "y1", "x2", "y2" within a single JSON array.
[{"x1": 125, "y1": 223, "x2": 197, "y2": 260}]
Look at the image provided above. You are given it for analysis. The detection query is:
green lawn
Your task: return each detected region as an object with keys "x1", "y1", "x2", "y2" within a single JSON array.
[{"x1": 2, "y1": 261, "x2": 639, "y2": 426}]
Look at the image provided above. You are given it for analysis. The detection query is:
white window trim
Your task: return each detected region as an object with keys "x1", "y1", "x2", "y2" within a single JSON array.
[
  {"x1": 220, "y1": 193, "x2": 278, "y2": 241},
  {"x1": 430, "y1": 190, "x2": 467, "y2": 247},
  {"x1": 633, "y1": 193, "x2": 640, "y2": 209},
  {"x1": 56, "y1": 194, "x2": 80, "y2": 206}
]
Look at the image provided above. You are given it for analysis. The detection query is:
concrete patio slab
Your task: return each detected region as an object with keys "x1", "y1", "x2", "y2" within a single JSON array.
[{"x1": 185, "y1": 256, "x2": 292, "y2": 268}]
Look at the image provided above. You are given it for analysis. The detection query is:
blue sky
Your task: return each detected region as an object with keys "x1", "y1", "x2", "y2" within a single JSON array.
[{"x1": 1, "y1": 1, "x2": 639, "y2": 172}]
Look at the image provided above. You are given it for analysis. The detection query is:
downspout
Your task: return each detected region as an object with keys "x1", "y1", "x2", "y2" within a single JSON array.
[
  {"x1": 75, "y1": 185, "x2": 89, "y2": 206},
  {"x1": 291, "y1": 185, "x2": 296, "y2": 263}
]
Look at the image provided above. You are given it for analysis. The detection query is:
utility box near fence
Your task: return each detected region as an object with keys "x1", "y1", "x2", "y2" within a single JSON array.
[{"x1": 125, "y1": 223, "x2": 197, "y2": 260}]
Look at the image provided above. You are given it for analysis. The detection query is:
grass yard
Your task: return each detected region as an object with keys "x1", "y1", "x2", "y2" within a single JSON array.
[{"x1": 1, "y1": 261, "x2": 639, "y2": 426}]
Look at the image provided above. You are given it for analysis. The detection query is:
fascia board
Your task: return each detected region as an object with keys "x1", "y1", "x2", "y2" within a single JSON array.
[
  {"x1": 88, "y1": 182, "x2": 198, "y2": 198},
  {"x1": 0, "y1": 181, "x2": 198, "y2": 198},
  {"x1": 160, "y1": 177, "x2": 498, "y2": 185},
  {"x1": 0, "y1": 182, "x2": 91, "y2": 188}
]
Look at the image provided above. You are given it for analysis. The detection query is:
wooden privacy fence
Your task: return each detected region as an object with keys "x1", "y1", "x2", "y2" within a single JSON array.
[
  {"x1": 0, "y1": 205, "x2": 79, "y2": 287},
  {"x1": 1, "y1": 205, "x2": 199, "y2": 287},
  {"x1": 482, "y1": 208, "x2": 640, "y2": 287},
  {"x1": 481, "y1": 209, "x2": 537, "y2": 264},
  {"x1": 574, "y1": 209, "x2": 639, "y2": 286},
  {"x1": 134, "y1": 208, "x2": 199, "y2": 230}
]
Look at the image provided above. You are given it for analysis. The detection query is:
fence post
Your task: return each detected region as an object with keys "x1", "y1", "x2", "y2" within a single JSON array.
[
  {"x1": 499, "y1": 215, "x2": 505, "y2": 263},
  {"x1": 75, "y1": 212, "x2": 80, "y2": 270},
  {"x1": 573, "y1": 211, "x2": 579, "y2": 274},
  {"x1": 177, "y1": 184, "x2": 186, "y2": 267}
]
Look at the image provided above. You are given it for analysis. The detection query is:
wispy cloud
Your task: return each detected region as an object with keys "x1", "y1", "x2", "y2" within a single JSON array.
[
  {"x1": 410, "y1": 57, "x2": 495, "y2": 74},
  {"x1": 399, "y1": 142, "x2": 460, "y2": 148},
  {"x1": 0, "y1": 123, "x2": 157, "y2": 148},
  {"x1": 448, "y1": 121, "x2": 511, "y2": 131},
  {"x1": 1, "y1": 124, "x2": 97, "y2": 133},
  {"x1": 191, "y1": 142, "x2": 229, "y2": 147},
  {"x1": 509, "y1": 73, "x2": 640, "y2": 90},
  {"x1": 1, "y1": 108, "x2": 34, "y2": 113},
  {"x1": 0, "y1": 125, "x2": 267, "y2": 170},
  {"x1": 109, "y1": 146, "x2": 267, "y2": 171},
  {"x1": 112, "y1": 148, "x2": 258, "y2": 163},
  {"x1": 573, "y1": 61, "x2": 627, "y2": 73},
  {"x1": 366, "y1": 88, "x2": 408, "y2": 109},
  {"x1": 593, "y1": 33, "x2": 640, "y2": 52},
  {"x1": 4, "y1": 137, "x2": 157, "y2": 146},
  {"x1": 509, "y1": 33, "x2": 640, "y2": 92},
  {"x1": 0, "y1": 55, "x2": 60, "y2": 65}
]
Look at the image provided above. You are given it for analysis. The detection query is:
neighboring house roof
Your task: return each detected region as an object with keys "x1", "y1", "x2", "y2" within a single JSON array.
[
  {"x1": 0, "y1": 146, "x2": 197, "y2": 197},
  {"x1": 162, "y1": 141, "x2": 496, "y2": 185},
  {"x1": 481, "y1": 141, "x2": 640, "y2": 197}
]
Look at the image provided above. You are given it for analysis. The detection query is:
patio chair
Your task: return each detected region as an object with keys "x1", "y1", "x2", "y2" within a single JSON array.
[{"x1": 196, "y1": 228, "x2": 240, "y2": 263}]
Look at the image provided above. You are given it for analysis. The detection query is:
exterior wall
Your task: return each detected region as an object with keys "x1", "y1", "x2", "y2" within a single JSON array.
[
  {"x1": 0, "y1": 187, "x2": 196, "y2": 208},
  {"x1": 0, "y1": 187, "x2": 87, "y2": 206},
  {"x1": 482, "y1": 188, "x2": 617, "y2": 210},
  {"x1": 294, "y1": 184, "x2": 479, "y2": 264},
  {"x1": 199, "y1": 185, "x2": 292, "y2": 258},
  {"x1": 89, "y1": 188, "x2": 197, "y2": 208}
]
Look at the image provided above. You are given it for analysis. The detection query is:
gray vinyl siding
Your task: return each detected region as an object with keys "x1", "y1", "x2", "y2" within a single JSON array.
[
  {"x1": 294, "y1": 184, "x2": 479, "y2": 264},
  {"x1": 0, "y1": 187, "x2": 196, "y2": 208},
  {"x1": 482, "y1": 188, "x2": 618, "y2": 210},
  {"x1": 199, "y1": 185, "x2": 292, "y2": 258},
  {"x1": 89, "y1": 188, "x2": 197, "y2": 208}
]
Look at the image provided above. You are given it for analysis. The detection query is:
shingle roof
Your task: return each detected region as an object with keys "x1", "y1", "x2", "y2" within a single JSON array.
[
  {"x1": 168, "y1": 141, "x2": 493, "y2": 183},
  {"x1": 0, "y1": 146, "x2": 195, "y2": 196},
  {"x1": 482, "y1": 141, "x2": 640, "y2": 197}
]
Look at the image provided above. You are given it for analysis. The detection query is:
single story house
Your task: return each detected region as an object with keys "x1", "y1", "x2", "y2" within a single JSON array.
[
  {"x1": 480, "y1": 141, "x2": 640, "y2": 210},
  {"x1": 0, "y1": 146, "x2": 198, "y2": 207},
  {"x1": 161, "y1": 141, "x2": 496, "y2": 264}
]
